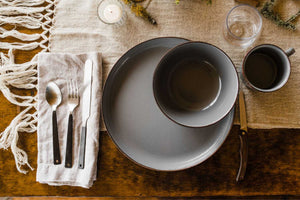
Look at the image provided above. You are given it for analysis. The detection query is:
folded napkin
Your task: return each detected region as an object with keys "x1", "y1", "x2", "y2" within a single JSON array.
[{"x1": 36, "y1": 52, "x2": 102, "y2": 188}]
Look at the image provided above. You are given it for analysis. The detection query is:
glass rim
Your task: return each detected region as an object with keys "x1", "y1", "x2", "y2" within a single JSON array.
[
  {"x1": 97, "y1": 0, "x2": 125, "y2": 25},
  {"x1": 225, "y1": 4, "x2": 263, "y2": 41}
]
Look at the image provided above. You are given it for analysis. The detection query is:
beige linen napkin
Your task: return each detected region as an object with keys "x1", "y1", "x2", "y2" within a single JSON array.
[{"x1": 36, "y1": 52, "x2": 102, "y2": 188}]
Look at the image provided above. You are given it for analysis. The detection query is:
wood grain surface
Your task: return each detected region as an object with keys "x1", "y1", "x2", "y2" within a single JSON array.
[
  {"x1": 0, "y1": 4, "x2": 299, "y2": 199},
  {"x1": 6, "y1": 197, "x2": 300, "y2": 200},
  {"x1": 0, "y1": 121, "x2": 299, "y2": 197}
]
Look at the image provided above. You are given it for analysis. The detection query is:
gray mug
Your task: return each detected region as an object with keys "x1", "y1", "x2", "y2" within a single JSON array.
[{"x1": 242, "y1": 44, "x2": 295, "y2": 92}]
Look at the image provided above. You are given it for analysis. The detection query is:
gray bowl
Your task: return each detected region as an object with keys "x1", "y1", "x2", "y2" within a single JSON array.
[{"x1": 153, "y1": 42, "x2": 239, "y2": 127}]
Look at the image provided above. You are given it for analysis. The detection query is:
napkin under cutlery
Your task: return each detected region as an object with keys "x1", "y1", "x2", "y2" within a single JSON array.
[{"x1": 36, "y1": 52, "x2": 102, "y2": 188}]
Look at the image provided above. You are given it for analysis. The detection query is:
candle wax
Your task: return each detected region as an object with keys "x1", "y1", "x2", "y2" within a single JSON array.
[{"x1": 103, "y1": 4, "x2": 123, "y2": 23}]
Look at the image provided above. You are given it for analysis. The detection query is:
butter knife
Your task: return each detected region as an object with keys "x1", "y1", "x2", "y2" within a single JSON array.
[
  {"x1": 236, "y1": 89, "x2": 248, "y2": 182},
  {"x1": 78, "y1": 59, "x2": 93, "y2": 169}
]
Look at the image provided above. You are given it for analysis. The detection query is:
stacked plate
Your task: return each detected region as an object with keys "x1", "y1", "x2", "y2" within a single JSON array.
[{"x1": 102, "y1": 37, "x2": 237, "y2": 171}]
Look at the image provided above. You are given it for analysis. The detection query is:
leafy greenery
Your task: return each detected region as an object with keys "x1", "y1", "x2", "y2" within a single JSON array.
[
  {"x1": 122, "y1": 0, "x2": 157, "y2": 25},
  {"x1": 123, "y1": 0, "x2": 212, "y2": 25},
  {"x1": 260, "y1": 0, "x2": 300, "y2": 30}
]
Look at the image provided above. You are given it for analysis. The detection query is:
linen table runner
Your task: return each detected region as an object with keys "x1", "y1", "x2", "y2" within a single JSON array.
[{"x1": 50, "y1": 0, "x2": 300, "y2": 129}]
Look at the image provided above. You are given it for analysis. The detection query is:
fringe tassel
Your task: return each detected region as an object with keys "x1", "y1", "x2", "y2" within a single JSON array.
[
  {"x1": 0, "y1": 106, "x2": 37, "y2": 174},
  {"x1": 0, "y1": 51, "x2": 37, "y2": 106},
  {"x1": 0, "y1": 6, "x2": 45, "y2": 16},
  {"x1": 0, "y1": 42, "x2": 40, "y2": 50},
  {"x1": 0, "y1": 49, "x2": 38, "y2": 173},
  {"x1": 0, "y1": 0, "x2": 45, "y2": 7},
  {"x1": 0, "y1": 0, "x2": 55, "y2": 173},
  {"x1": 0, "y1": 28, "x2": 41, "y2": 41},
  {"x1": 0, "y1": 16, "x2": 42, "y2": 29}
]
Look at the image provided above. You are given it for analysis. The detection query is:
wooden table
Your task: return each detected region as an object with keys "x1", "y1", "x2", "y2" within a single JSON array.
[{"x1": 0, "y1": 22, "x2": 299, "y2": 200}]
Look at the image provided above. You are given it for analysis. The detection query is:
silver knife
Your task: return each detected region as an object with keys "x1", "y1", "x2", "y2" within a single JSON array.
[
  {"x1": 236, "y1": 89, "x2": 248, "y2": 181},
  {"x1": 78, "y1": 59, "x2": 93, "y2": 169}
]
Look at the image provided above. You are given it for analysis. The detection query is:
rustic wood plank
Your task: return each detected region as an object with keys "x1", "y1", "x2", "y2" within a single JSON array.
[
  {"x1": 8, "y1": 196, "x2": 300, "y2": 200},
  {"x1": 0, "y1": 127, "x2": 299, "y2": 197},
  {"x1": 12, "y1": 198, "x2": 160, "y2": 200}
]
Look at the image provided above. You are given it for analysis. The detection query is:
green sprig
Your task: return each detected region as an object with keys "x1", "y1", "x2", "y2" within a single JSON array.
[
  {"x1": 260, "y1": 0, "x2": 300, "y2": 31},
  {"x1": 122, "y1": 0, "x2": 157, "y2": 25}
]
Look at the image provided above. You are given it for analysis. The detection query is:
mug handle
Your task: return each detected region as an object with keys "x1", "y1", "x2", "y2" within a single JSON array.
[{"x1": 285, "y1": 48, "x2": 295, "y2": 57}]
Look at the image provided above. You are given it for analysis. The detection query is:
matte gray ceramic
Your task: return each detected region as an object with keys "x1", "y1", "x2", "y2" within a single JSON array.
[
  {"x1": 102, "y1": 37, "x2": 235, "y2": 171},
  {"x1": 153, "y1": 42, "x2": 239, "y2": 128},
  {"x1": 242, "y1": 44, "x2": 295, "y2": 92}
]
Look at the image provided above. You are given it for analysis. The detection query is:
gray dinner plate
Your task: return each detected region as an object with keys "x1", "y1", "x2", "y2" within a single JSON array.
[{"x1": 102, "y1": 37, "x2": 235, "y2": 171}]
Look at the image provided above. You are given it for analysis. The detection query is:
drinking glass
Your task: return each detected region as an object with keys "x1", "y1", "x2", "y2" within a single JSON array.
[{"x1": 223, "y1": 4, "x2": 262, "y2": 48}]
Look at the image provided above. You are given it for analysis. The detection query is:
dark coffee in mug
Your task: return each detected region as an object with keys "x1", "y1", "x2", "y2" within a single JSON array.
[
  {"x1": 168, "y1": 59, "x2": 220, "y2": 111},
  {"x1": 242, "y1": 44, "x2": 295, "y2": 92},
  {"x1": 244, "y1": 53, "x2": 278, "y2": 89}
]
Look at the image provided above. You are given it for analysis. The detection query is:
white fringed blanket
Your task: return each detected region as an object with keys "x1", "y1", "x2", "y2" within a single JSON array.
[{"x1": 0, "y1": 0, "x2": 56, "y2": 173}]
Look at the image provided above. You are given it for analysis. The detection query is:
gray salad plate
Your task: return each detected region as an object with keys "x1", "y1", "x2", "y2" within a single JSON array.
[{"x1": 102, "y1": 37, "x2": 235, "y2": 171}]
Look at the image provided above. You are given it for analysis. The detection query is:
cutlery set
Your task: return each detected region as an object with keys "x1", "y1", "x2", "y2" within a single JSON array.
[{"x1": 46, "y1": 59, "x2": 93, "y2": 169}]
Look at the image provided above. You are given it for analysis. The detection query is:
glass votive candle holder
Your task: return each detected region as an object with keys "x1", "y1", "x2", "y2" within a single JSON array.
[
  {"x1": 97, "y1": 0, "x2": 126, "y2": 25},
  {"x1": 223, "y1": 4, "x2": 262, "y2": 48}
]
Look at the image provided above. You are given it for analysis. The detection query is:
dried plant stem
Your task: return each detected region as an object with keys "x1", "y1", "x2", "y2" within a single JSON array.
[
  {"x1": 286, "y1": 10, "x2": 300, "y2": 23},
  {"x1": 260, "y1": 0, "x2": 300, "y2": 30},
  {"x1": 122, "y1": 0, "x2": 157, "y2": 25}
]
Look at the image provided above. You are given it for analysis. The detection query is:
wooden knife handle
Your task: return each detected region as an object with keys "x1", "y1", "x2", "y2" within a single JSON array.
[{"x1": 236, "y1": 130, "x2": 248, "y2": 182}]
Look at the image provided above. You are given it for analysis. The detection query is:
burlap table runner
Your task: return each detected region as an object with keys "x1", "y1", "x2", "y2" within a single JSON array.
[{"x1": 50, "y1": 0, "x2": 300, "y2": 129}]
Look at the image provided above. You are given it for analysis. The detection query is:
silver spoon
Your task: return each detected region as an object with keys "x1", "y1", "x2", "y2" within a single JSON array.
[{"x1": 46, "y1": 81, "x2": 62, "y2": 165}]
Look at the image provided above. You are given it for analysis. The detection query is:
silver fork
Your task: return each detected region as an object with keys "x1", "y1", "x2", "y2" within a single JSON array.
[{"x1": 65, "y1": 79, "x2": 79, "y2": 168}]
